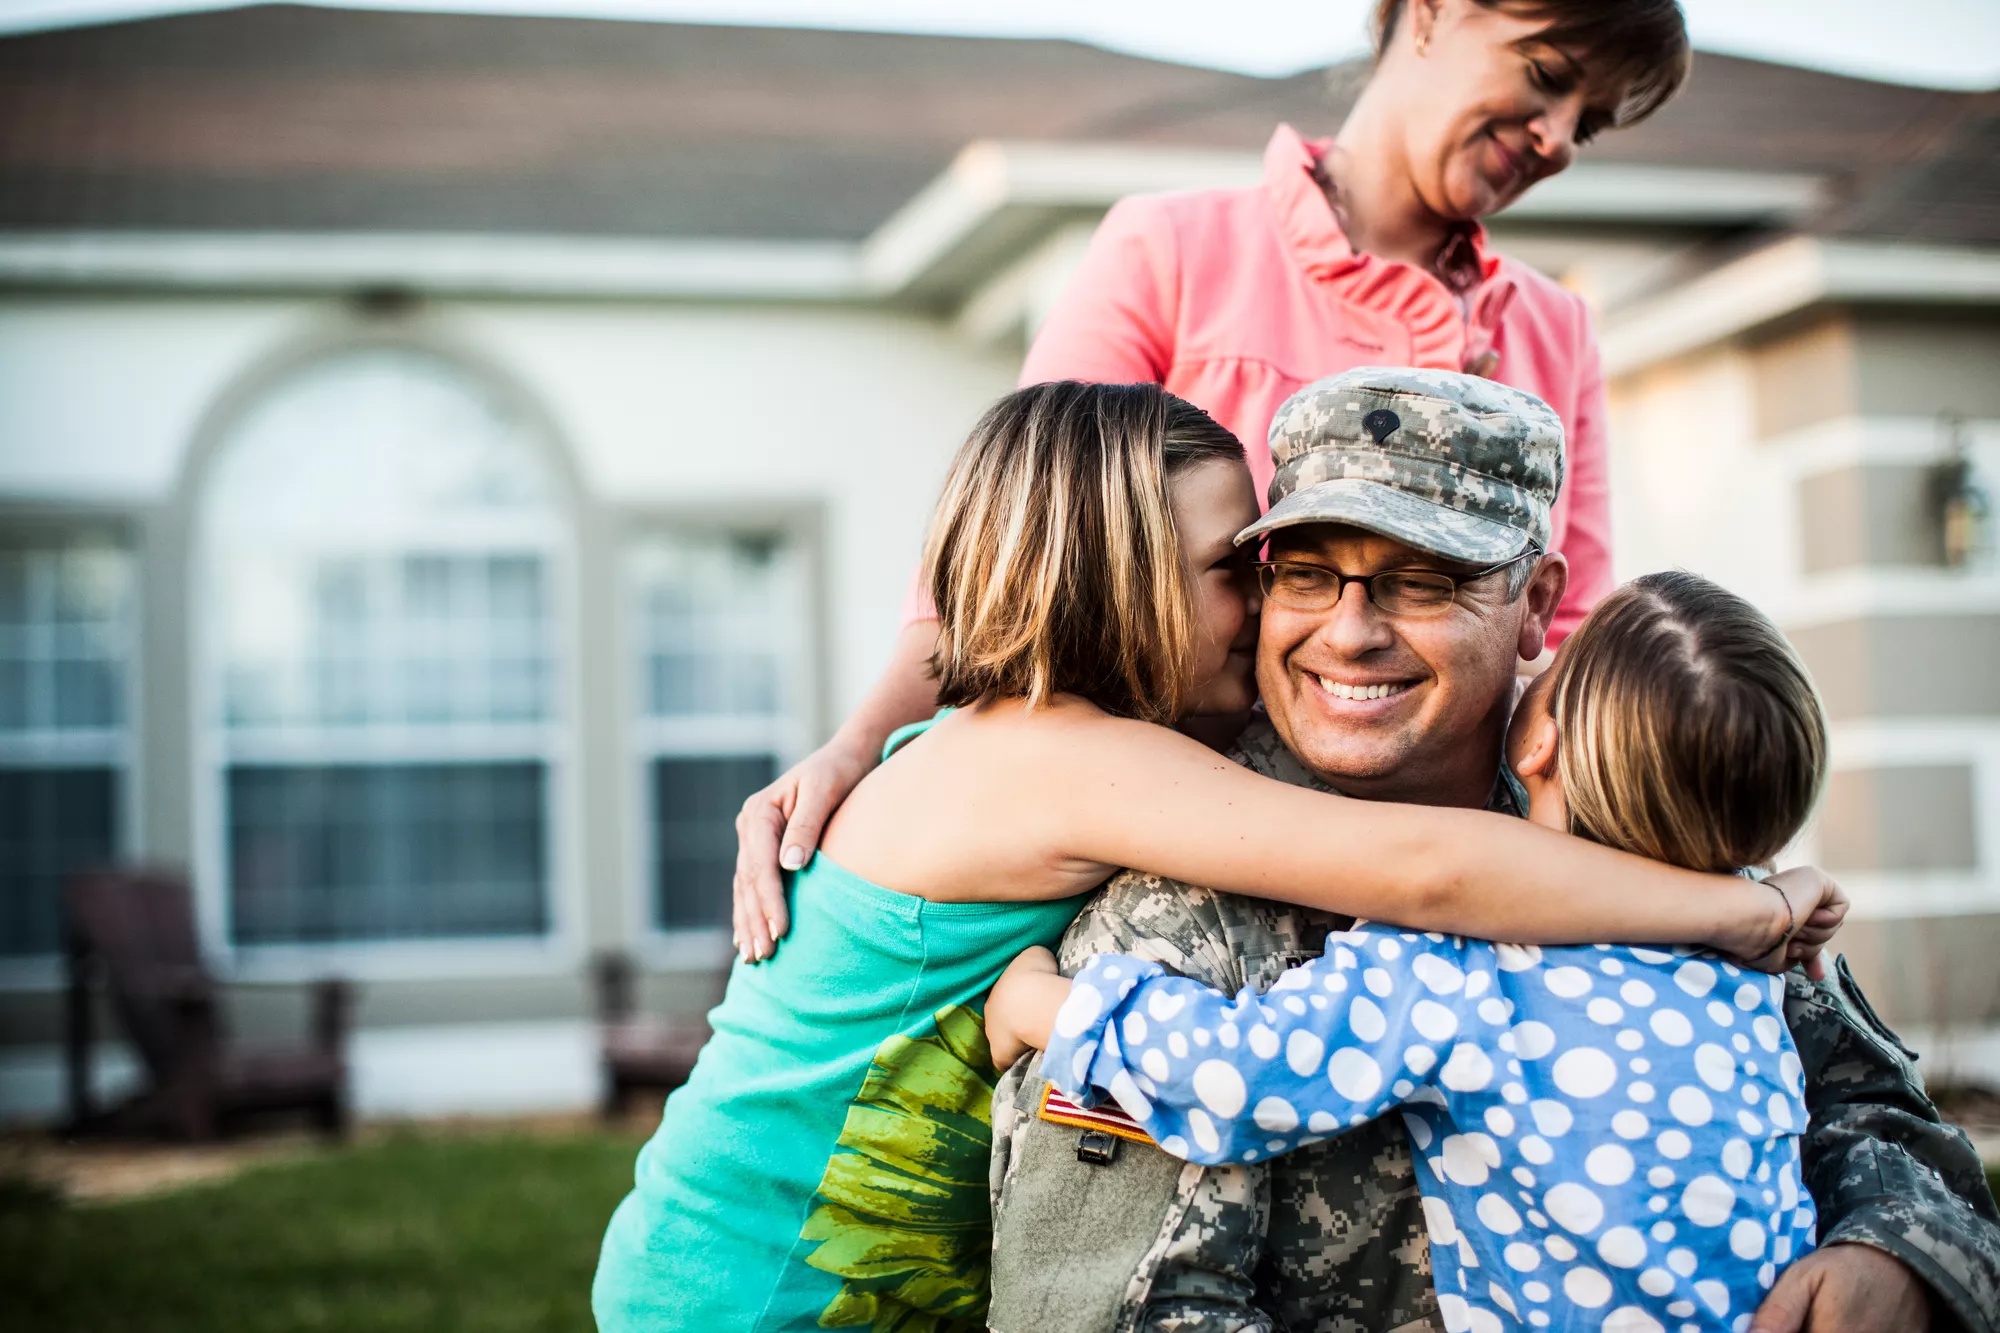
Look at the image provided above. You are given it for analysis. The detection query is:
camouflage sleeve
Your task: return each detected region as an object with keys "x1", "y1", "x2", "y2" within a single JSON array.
[
  {"x1": 994, "y1": 872, "x2": 1281, "y2": 1333},
  {"x1": 1785, "y1": 957, "x2": 2000, "y2": 1333},
  {"x1": 1054, "y1": 871, "x2": 1245, "y2": 988}
]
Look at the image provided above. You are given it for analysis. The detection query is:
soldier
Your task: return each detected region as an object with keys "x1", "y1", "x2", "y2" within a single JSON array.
[{"x1": 987, "y1": 367, "x2": 2000, "y2": 1333}]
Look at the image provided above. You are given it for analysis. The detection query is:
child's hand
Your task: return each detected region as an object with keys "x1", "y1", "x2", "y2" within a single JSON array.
[
  {"x1": 1742, "y1": 865, "x2": 1848, "y2": 979},
  {"x1": 985, "y1": 946, "x2": 1068, "y2": 1073}
]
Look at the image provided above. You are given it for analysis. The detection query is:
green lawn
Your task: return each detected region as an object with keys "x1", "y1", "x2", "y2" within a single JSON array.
[
  {"x1": 2, "y1": 1130, "x2": 1994, "y2": 1332},
  {"x1": 1, "y1": 1125, "x2": 647, "y2": 1333}
]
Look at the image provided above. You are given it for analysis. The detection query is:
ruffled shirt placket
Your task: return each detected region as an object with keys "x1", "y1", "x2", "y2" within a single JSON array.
[{"x1": 1261, "y1": 124, "x2": 1519, "y2": 381}]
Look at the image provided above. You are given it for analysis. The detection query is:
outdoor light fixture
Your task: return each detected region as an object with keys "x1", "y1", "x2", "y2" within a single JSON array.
[{"x1": 1934, "y1": 415, "x2": 1990, "y2": 568}]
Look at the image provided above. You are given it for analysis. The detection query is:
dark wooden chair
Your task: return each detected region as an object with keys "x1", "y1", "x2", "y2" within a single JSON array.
[
  {"x1": 593, "y1": 951, "x2": 713, "y2": 1118},
  {"x1": 64, "y1": 867, "x2": 352, "y2": 1141}
]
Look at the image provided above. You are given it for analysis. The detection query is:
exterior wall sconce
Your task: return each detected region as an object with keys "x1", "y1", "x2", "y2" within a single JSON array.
[{"x1": 1934, "y1": 415, "x2": 1990, "y2": 569}]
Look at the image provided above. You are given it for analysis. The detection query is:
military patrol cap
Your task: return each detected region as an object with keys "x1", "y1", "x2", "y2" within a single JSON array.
[{"x1": 1236, "y1": 366, "x2": 1566, "y2": 565}]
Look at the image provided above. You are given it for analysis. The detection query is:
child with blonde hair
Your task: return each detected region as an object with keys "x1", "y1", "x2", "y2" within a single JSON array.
[{"x1": 988, "y1": 570, "x2": 1831, "y2": 1333}]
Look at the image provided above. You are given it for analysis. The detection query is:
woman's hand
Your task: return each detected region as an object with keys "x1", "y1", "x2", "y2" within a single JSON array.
[
  {"x1": 731, "y1": 733, "x2": 877, "y2": 963},
  {"x1": 1735, "y1": 866, "x2": 1848, "y2": 978},
  {"x1": 985, "y1": 946, "x2": 1068, "y2": 1072},
  {"x1": 732, "y1": 618, "x2": 941, "y2": 963}
]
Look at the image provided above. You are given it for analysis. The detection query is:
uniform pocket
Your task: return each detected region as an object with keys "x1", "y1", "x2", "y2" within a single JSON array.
[{"x1": 989, "y1": 1095, "x2": 1192, "y2": 1333}]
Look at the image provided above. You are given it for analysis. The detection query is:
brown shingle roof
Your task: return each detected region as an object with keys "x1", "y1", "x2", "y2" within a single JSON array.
[{"x1": 0, "y1": 4, "x2": 1992, "y2": 242}]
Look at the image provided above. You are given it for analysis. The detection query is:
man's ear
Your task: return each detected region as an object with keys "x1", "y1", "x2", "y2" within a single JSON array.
[{"x1": 1517, "y1": 553, "x2": 1568, "y2": 664}]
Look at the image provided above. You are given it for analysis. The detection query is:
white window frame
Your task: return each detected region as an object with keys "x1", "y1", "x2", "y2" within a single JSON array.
[
  {"x1": 190, "y1": 341, "x2": 585, "y2": 983},
  {"x1": 0, "y1": 517, "x2": 141, "y2": 989},
  {"x1": 621, "y1": 516, "x2": 819, "y2": 967}
]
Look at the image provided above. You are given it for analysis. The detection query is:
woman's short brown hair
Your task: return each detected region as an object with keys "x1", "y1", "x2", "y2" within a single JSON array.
[
  {"x1": 924, "y1": 381, "x2": 1244, "y2": 725},
  {"x1": 1372, "y1": 0, "x2": 1692, "y2": 128},
  {"x1": 1547, "y1": 570, "x2": 1828, "y2": 873}
]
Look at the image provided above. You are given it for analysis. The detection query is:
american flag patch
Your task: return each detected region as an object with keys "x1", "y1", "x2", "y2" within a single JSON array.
[{"x1": 1036, "y1": 1082, "x2": 1156, "y2": 1145}]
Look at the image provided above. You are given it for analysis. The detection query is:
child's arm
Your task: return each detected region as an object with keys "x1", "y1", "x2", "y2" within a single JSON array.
[
  {"x1": 1035, "y1": 933, "x2": 1472, "y2": 1166},
  {"x1": 1033, "y1": 711, "x2": 1840, "y2": 965},
  {"x1": 985, "y1": 946, "x2": 1072, "y2": 1071}
]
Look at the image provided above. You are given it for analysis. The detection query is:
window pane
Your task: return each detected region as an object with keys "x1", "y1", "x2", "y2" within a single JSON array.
[
  {"x1": 228, "y1": 762, "x2": 548, "y2": 944},
  {"x1": 208, "y1": 349, "x2": 568, "y2": 952},
  {"x1": 634, "y1": 536, "x2": 799, "y2": 720},
  {"x1": 0, "y1": 543, "x2": 131, "y2": 738},
  {"x1": 225, "y1": 551, "x2": 554, "y2": 729},
  {"x1": 653, "y1": 755, "x2": 777, "y2": 931},
  {"x1": 0, "y1": 767, "x2": 117, "y2": 956}
]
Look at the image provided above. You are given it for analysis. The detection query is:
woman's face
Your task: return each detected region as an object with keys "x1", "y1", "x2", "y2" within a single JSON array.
[
  {"x1": 1388, "y1": 0, "x2": 1632, "y2": 222},
  {"x1": 1171, "y1": 457, "x2": 1263, "y2": 716}
]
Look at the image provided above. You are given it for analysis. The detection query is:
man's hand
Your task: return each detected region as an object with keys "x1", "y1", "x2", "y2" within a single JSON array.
[
  {"x1": 1750, "y1": 1243, "x2": 1932, "y2": 1333},
  {"x1": 731, "y1": 735, "x2": 876, "y2": 962}
]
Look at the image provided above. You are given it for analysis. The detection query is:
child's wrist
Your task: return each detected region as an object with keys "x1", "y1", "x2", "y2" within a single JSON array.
[{"x1": 1720, "y1": 875, "x2": 1791, "y2": 960}]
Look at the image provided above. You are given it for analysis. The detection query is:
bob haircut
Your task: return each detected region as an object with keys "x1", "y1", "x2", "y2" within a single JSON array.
[
  {"x1": 1546, "y1": 570, "x2": 1828, "y2": 874},
  {"x1": 924, "y1": 381, "x2": 1244, "y2": 726},
  {"x1": 1372, "y1": 0, "x2": 1692, "y2": 128}
]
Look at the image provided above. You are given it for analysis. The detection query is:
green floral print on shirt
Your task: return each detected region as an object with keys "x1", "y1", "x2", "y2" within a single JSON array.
[{"x1": 799, "y1": 1003, "x2": 997, "y2": 1333}]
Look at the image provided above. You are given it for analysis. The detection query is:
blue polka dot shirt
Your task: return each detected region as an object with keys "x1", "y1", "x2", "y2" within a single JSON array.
[{"x1": 1044, "y1": 929, "x2": 1817, "y2": 1333}]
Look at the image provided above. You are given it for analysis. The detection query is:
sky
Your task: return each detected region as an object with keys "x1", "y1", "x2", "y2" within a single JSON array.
[{"x1": 1, "y1": 0, "x2": 1996, "y2": 89}]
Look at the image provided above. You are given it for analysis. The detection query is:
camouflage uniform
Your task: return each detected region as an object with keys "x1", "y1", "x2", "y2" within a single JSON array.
[
  {"x1": 989, "y1": 717, "x2": 1494, "y2": 1333},
  {"x1": 989, "y1": 368, "x2": 2000, "y2": 1331},
  {"x1": 989, "y1": 718, "x2": 2000, "y2": 1333}
]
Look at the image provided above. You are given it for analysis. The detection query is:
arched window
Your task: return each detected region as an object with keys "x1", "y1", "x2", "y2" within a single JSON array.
[{"x1": 202, "y1": 347, "x2": 568, "y2": 947}]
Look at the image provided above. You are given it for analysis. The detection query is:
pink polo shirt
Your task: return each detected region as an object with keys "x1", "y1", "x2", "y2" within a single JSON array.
[{"x1": 1014, "y1": 124, "x2": 1612, "y2": 646}]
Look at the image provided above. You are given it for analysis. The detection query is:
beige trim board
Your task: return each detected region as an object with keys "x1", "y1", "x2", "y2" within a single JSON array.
[
  {"x1": 1817, "y1": 764, "x2": 1978, "y2": 874},
  {"x1": 1796, "y1": 463, "x2": 1947, "y2": 574},
  {"x1": 0, "y1": 232, "x2": 868, "y2": 301},
  {"x1": 0, "y1": 154, "x2": 1834, "y2": 308},
  {"x1": 1602, "y1": 237, "x2": 2000, "y2": 378},
  {"x1": 1789, "y1": 613, "x2": 2000, "y2": 721},
  {"x1": 1833, "y1": 914, "x2": 2000, "y2": 1039}
]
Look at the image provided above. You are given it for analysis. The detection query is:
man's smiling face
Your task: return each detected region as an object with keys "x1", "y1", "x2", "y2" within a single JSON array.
[{"x1": 1256, "y1": 523, "x2": 1567, "y2": 807}]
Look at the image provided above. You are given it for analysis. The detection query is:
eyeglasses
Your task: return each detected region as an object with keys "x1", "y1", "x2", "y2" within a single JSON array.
[{"x1": 1254, "y1": 547, "x2": 1541, "y2": 618}]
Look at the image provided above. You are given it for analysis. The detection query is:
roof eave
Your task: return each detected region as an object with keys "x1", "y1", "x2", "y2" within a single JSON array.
[{"x1": 1599, "y1": 235, "x2": 2000, "y2": 378}]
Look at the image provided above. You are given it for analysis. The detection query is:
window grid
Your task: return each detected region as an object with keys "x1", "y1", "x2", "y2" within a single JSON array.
[
  {"x1": 632, "y1": 533, "x2": 809, "y2": 934},
  {"x1": 0, "y1": 540, "x2": 133, "y2": 958},
  {"x1": 207, "y1": 348, "x2": 567, "y2": 952}
]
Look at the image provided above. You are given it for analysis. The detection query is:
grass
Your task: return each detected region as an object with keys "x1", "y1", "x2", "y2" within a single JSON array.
[
  {"x1": 0, "y1": 1124, "x2": 648, "y2": 1333},
  {"x1": 1, "y1": 1128, "x2": 1994, "y2": 1332}
]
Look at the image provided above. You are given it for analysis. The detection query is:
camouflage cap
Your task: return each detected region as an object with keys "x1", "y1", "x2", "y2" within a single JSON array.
[{"x1": 1236, "y1": 366, "x2": 1566, "y2": 565}]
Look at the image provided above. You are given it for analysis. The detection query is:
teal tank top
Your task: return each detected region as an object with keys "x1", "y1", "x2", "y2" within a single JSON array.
[{"x1": 592, "y1": 715, "x2": 1083, "y2": 1331}]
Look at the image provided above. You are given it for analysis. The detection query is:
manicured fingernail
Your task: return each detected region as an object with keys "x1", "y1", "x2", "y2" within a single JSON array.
[{"x1": 780, "y1": 846, "x2": 807, "y2": 871}]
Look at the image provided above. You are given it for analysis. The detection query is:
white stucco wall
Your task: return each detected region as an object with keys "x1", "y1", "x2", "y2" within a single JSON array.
[{"x1": 0, "y1": 295, "x2": 1020, "y2": 719}]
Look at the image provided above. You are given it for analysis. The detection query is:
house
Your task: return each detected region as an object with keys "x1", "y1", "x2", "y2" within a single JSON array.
[{"x1": 1, "y1": 4, "x2": 1995, "y2": 1119}]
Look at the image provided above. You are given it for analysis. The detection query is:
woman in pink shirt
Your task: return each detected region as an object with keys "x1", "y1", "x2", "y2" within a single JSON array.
[{"x1": 736, "y1": 0, "x2": 1692, "y2": 954}]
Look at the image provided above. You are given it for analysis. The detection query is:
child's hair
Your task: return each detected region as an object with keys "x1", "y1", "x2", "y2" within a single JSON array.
[
  {"x1": 923, "y1": 381, "x2": 1244, "y2": 725},
  {"x1": 1546, "y1": 570, "x2": 1827, "y2": 873}
]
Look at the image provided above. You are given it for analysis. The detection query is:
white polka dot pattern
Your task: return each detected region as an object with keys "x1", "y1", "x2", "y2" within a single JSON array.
[{"x1": 1046, "y1": 930, "x2": 1816, "y2": 1333}]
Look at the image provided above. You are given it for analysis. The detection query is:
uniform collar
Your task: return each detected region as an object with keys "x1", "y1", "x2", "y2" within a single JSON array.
[{"x1": 1229, "y1": 711, "x2": 1527, "y2": 818}]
